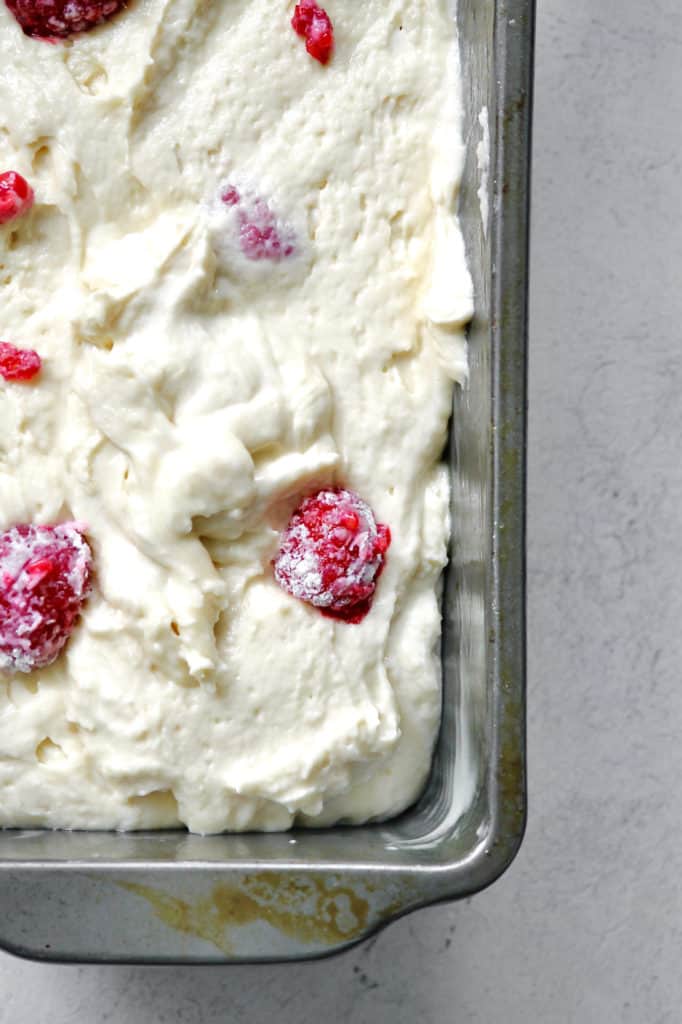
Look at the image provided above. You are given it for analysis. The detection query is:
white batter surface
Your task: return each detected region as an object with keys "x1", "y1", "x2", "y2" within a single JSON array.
[{"x1": 0, "y1": 0, "x2": 472, "y2": 832}]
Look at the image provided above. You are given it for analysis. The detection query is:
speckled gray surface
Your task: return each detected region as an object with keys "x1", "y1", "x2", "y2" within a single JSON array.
[{"x1": 1, "y1": 0, "x2": 680, "y2": 1019}]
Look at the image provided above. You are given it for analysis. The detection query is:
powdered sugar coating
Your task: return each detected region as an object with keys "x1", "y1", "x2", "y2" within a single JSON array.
[
  {"x1": 273, "y1": 488, "x2": 390, "y2": 623},
  {"x1": 0, "y1": 522, "x2": 92, "y2": 673}
]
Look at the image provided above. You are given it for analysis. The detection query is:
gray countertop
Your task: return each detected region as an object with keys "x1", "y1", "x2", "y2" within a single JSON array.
[{"x1": 1, "y1": 0, "x2": 680, "y2": 1020}]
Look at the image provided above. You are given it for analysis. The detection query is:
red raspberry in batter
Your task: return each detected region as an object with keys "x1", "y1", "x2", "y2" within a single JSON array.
[
  {"x1": 273, "y1": 488, "x2": 391, "y2": 623},
  {"x1": 220, "y1": 185, "x2": 241, "y2": 207},
  {"x1": 291, "y1": 1, "x2": 334, "y2": 64},
  {"x1": 221, "y1": 186, "x2": 296, "y2": 261},
  {"x1": 5, "y1": 0, "x2": 126, "y2": 39},
  {"x1": 0, "y1": 171, "x2": 34, "y2": 225},
  {"x1": 0, "y1": 523, "x2": 92, "y2": 673},
  {"x1": 0, "y1": 342, "x2": 42, "y2": 382}
]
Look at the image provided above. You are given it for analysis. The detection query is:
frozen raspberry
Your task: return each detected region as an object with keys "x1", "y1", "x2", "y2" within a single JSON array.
[
  {"x1": 0, "y1": 523, "x2": 92, "y2": 673},
  {"x1": 291, "y1": 1, "x2": 334, "y2": 64},
  {"x1": 0, "y1": 342, "x2": 42, "y2": 382},
  {"x1": 221, "y1": 185, "x2": 241, "y2": 207},
  {"x1": 0, "y1": 171, "x2": 34, "y2": 225},
  {"x1": 238, "y1": 202, "x2": 295, "y2": 261},
  {"x1": 5, "y1": 0, "x2": 127, "y2": 39},
  {"x1": 221, "y1": 186, "x2": 296, "y2": 261},
  {"x1": 273, "y1": 488, "x2": 391, "y2": 623}
]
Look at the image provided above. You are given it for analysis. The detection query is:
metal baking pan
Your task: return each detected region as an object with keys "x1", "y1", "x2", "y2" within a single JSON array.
[{"x1": 0, "y1": 0, "x2": 532, "y2": 963}]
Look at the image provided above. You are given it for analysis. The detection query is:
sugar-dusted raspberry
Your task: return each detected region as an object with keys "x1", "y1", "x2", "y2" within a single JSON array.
[
  {"x1": 0, "y1": 342, "x2": 42, "y2": 382},
  {"x1": 5, "y1": 0, "x2": 127, "y2": 39},
  {"x1": 0, "y1": 523, "x2": 92, "y2": 673},
  {"x1": 238, "y1": 201, "x2": 295, "y2": 261},
  {"x1": 291, "y1": 1, "x2": 334, "y2": 64},
  {"x1": 273, "y1": 488, "x2": 391, "y2": 623},
  {"x1": 0, "y1": 171, "x2": 34, "y2": 225},
  {"x1": 221, "y1": 185, "x2": 296, "y2": 262},
  {"x1": 220, "y1": 185, "x2": 241, "y2": 207}
]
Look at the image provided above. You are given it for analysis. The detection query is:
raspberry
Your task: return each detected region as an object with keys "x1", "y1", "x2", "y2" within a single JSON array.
[
  {"x1": 0, "y1": 523, "x2": 92, "y2": 673},
  {"x1": 291, "y1": 1, "x2": 334, "y2": 64},
  {"x1": 4, "y1": 0, "x2": 127, "y2": 39},
  {"x1": 0, "y1": 171, "x2": 34, "y2": 225},
  {"x1": 273, "y1": 488, "x2": 391, "y2": 623},
  {"x1": 220, "y1": 185, "x2": 240, "y2": 207},
  {"x1": 221, "y1": 186, "x2": 296, "y2": 262},
  {"x1": 0, "y1": 342, "x2": 42, "y2": 382}
]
